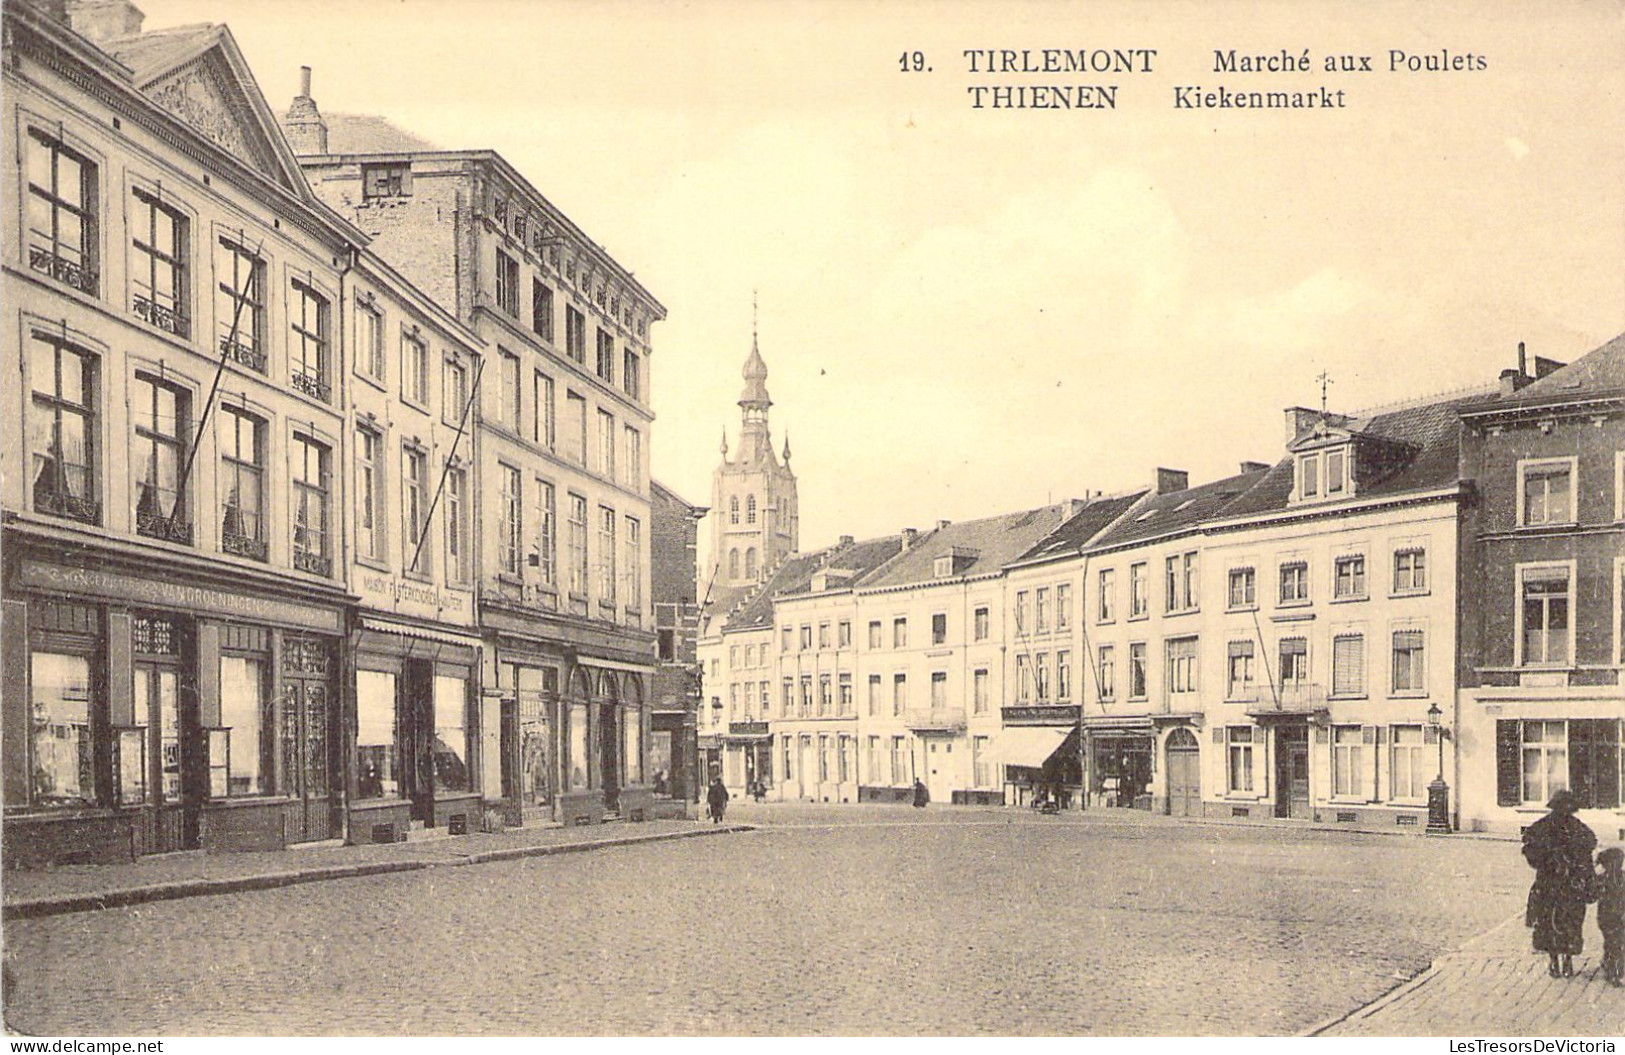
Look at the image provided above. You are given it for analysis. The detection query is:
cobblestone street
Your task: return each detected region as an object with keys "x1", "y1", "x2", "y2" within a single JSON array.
[{"x1": 2, "y1": 806, "x2": 1552, "y2": 1035}]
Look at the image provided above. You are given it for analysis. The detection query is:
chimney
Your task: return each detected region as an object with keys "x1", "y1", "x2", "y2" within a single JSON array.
[
  {"x1": 1065, "y1": 497, "x2": 1087, "y2": 518},
  {"x1": 1499, "y1": 368, "x2": 1530, "y2": 398},
  {"x1": 1518, "y1": 341, "x2": 1527, "y2": 377},
  {"x1": 1154, "y1": 468, "x2": 1188, "y2": 495},
  {"x1": 900, "y1": 528, "x2": 918, "y2": 550},
  {"x1": 66, "y1": 0, "x2": 145, "y2": 42},
  {"x1": 1239, "y1": 461, "x2": 1270, "y2": 474},
  {"x1": 1533, "y1": 356, "x2": 1566, "y2": 379},
  {"x1": 282, "y1": 65, "x2": 329, "y2": 156},
  {"x1": 935, "y1": 519, "x2": 951, "y2": 531},
  {"x1": 838, "y1": 535, "x2": 853, "y2": 547},
  {"x1": 1283, "y1": 406, "x2": 1320, "y2": 444}
]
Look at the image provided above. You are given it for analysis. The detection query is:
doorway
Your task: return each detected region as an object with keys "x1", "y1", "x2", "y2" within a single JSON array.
[
  {"x1": 1274, "y1": 724, "x2": 1311, "y2": 819},
  {"x1": 1165, "y1": 727, "x2": 1201, "y2": 818},
  {"x1": 281, "y1": 635, "x2": 335, "y2": 842},
  {"x1": 135, "y1": 660, "x2": 196, "y2": 852},
  {"x1": 924, "y1": 738, "x2": 954, "y2": 804}
]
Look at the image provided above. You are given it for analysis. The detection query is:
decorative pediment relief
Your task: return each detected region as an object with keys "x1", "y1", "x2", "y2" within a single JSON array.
[{"x1": 144, "y1": 52, "x2": 288, "y2": 187}]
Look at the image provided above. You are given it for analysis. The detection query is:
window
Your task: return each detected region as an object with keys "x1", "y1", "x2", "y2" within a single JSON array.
[
  {"x1": 1279, "y1": 637, "x2": 1309, "y2": 693},
  {"x1": 1166, "y1": 637, "x2": 1198, "y2": 698},
  {"x1": 444, "y1": 358, "x2": 469, "y2": 424},
  {"x1": 534, "y1": 372, "x2": 555, "y2": 448},
  {"x1": 818, "y1": 623, "x2": 830, "y2": 649},
  {"x1": 355, "y1": 427, "x2": 383, "y2": 563},
  {"x1": 1128, "y1": 642, "x2": 1147, "y2": 699},
  {"x1": 402, "y1": 447, "x2": 429, "y2": 575},
  {"x1": 799, "y1": 677, "x2": 812, "y2": 717},
  {"x1": 495, "y1": 250, "x2": 519, "y2": 317},
  {"x1": 891, "y1": 737, "x2": 907, "y2": 786},
  {"x1": 598, "y1": 410, "x2": 616, "y2": 481},
  {"x1": 402, "y1": 332, "x2": 429, "y2": 406},
  {"x1": 780, "y1": 680, "x2": 793, "y2": 718},
  {"x1": 361, "y1": 162, "x2": 410, "y2": 198},
  {"x1": 839, "y1": 673, "x2": 853, "y2": 716},
  {"x1": 131, "y1": 189, "x2": 188, "y2": 337},
  {"x1": 1057, "y1": 583, "x2": 1072, "y2": 630},
  {"x1": 1326, "y1": 449, "x2": 1347, "y2": 495},
  {"x1": 866, "y1": 736, "x2": 880, "y2": 783},
  {"x1": 893, "y1": 618, "x2": 908, "y2": 649},
  {"x1": 1331, "y1": 633, "x2": 1365, "y2": 697},
  {"x1": 1057, "y1": 650, "x2": 1071, "y2": 699},
  {"x1": 819, "y1": 674, "x2": 832, "y2": 716},
  {"x1": 800, "y1": 625, "x2": 812, "y2": 651},
  {"x1": 1332, "y1": 725, "x2": 1366, "y2": 799},
  {"x1": 728, "y1": 496, "x2": 739, "y2": 525},
  {"x1": 973, "y1": 669, "x2": 989, "y2": 713},
  {"x1": 1391, "y1": 725, "x2": 1427, "y2": 802},
  {"x1": 291, "y1": 435, "x2": 331, "y2": 576},
  {"x1": 624, "y1": 516, "x2": 641, "y2": 610},
  {"x1": 25, "y1": 128, "x2": 98, "y2": 294},
  {"x1": 1334, "y1": 555, "x2": 1367, "y2": 600},
  {"x1": 1228, "y1": 567, "x2": 1256, "y2": 609},
  {"x1": 446, "y1": 467, "x2": 469, "y2": 584},
  {"x1": 598, "y1": 506, "x2": 617, "y2": 605},
  {"x1": 781, "y1": 627, "x2": 791, "y2": 653},
  {"x1": 357, "y1": 305, "x2": 384, "y2": 381},
  {"x1": 215, "y1": 237, "x2": 264, "y2": 370},
  {"x1": 289, "y1": 281, "x2": 329, "y2": 402},
  {"x1": 974, "y1": 607, "x2": 989, "y2": 641},
  {"x1": 931, "y1": 613, "x2": 947, "y2": 646},
  {"x1": 566, "y1": 392, "x2": 588, "y2": 464},
  {"x1": 596, "y1": 329, "x2": 615, "y2": 383},
  {"x1": 132, "y1": 374, "x2": 191, "y2": 543},
  {"x1": 1393, "y1": 548, "x2": 1428, "y2": 594},
  {"x1": 838, "y1": 621, "x2": 852, "y2": 648},
  {"x1": 1035, "y1": 588, "x2": 1050, "y2": 632},
  {"x1": 1520, "y1": 459, "x2": 1575, "y2": 526},
  {"x1": 623, "y1": 426, "x2": 641, "y2": 490},
  {"x1": 1098, "y1": 646, "x2": 1116, "y2": 700},
  {"x1": 1279, "y1": 561, "x2": 1310, "y2": 604},
  {"x1": 1165, "y1": 552, "x2": 1199, "y2": 612},
  {"x1": 1129, "y1": 562, "x2": 1149, "y2": 618},
  {"x1": 868, "y1": 674, "x2": 882, "y2": 717},
  {"x1": 1391, "y1": 629, "x2": 1425, "y2": 694},
  {"x1": 1015, "y1": 591, "x2": 1029, "y2": 635},
  {"x1": 623, "y1": 349, "x2": 642, "y2": 401},
  {"x1": 746, "y1": 494, "x2": 757, "y2": 524},
  {"x1": 1016, "y1": 655, "x2": 1032, "y2": 702},
  {"x1": 729, "y1": 645, "x2": 740, "y2": 667},
  {"x1": 566, "y1": 306, "x2": 586, "y2": 362},
  {"x1": 930, "y1": 672, "x2": 948, "y2": 710},
  {"x1": 892, "y1": 674, "x2": 907, "y2": 716},
  {"x1": 220, "y1": 406, "x2": 266, "y2": 560},
  {"x1": 353, "y1": 669, "x2": 399, "y2": 800},
  {"x1": 498, "y1": 350, "x2": 521, "y2": 427},
  {"x1": 219, "y1": 656, "x2": 271, "y2": 796},
  {"x1": 532, "y1": 280, "x2": 554, "y2": 341},
  {"x1": 1520, "y1": 566, "x2": 1571, "y2": 665},
  {"x1": 433, "y1": 675, "x2": 469, "y2": 793},
  {"x1": 1300, "y1": 453, "x2": 1320, "y2": 498},
  {"x1": 29, "y1": 651, "x2": 96, "y2": 807},
  {"x1": 973, "y1": 736, "x2": 991, "y2": 788},
  {"x1": 1226, "y1": 641, "x2": 1255, "y2": 700},
  {"x1": 868, "y1": 621, "x2": 882, "y2": 649},
  {"x1": 499, "y1": 465, "x2": 522, "y2": 576},
  {"x1": 1226, "y1": 727, "x2": 1255, "y2": 793},
  {"x1": 1098, "y1": 570, "x2": 1116, "y2": 623}
]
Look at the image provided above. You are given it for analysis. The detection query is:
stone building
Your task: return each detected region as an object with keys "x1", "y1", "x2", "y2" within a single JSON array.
[
  {"x1": 649, "y1": 478, "x2": 706, "y2": 808},
  {"x1": 1457, "y1": 337, "x2": 1625, "y2": 837},
  {"x1": 287, "y1": 80, "x2": 667, "y2": 825},
  {"x1": 710, "y1": 329, "x2": 798, "y2": 591}
]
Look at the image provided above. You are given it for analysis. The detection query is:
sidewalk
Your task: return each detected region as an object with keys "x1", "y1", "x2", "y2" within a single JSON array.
[
  {"x1": 1312, "y1": 912, "x2": 1623, "y2": 1036},
  {"x1": 2, "y1": 817, "x2": 753, "y2": 921}
]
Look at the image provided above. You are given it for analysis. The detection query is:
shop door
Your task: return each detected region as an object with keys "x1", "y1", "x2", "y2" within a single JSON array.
[
  {"x1": 1274, "y1": 725, "x2": 1311, "y2": 819},
  {"x1": 925, "y1": 739, "x2": 954, "y2": 804},
  {"x1": 1165, "y1": 728, "x2": 1201, "y2": 818},
  {"x1": 136, "y1": 662, "x2": 197, "y2": 853},
  {"x1": 282, "y1": 637, "x2": 335, "y2": 843}
]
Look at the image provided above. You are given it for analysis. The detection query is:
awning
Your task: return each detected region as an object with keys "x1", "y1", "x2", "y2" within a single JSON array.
[
  {"x1": 1082, "y1": 714, "x2": 1155, "y2": 733},
  {"x1": 997, "y1": 726, "x2": 1072, "y2": 768},
  {"x1": 360, "y1": 616, "x2": 482, "y2": 649}
]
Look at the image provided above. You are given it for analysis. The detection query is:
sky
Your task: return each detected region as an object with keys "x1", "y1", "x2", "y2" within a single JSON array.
[{"x1": 139, "y1": 0, "x2": 1625, "y2": 552}]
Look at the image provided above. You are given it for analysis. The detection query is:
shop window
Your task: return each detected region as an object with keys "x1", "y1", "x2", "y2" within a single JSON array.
[
  {"x1": 131, "y1": 188, "x2": 188, "y2": 337},
  {"x1": 355, "y1": 669, "x2": 398, "y2": 800},
  {"x1": 220, "y1": 656, "x2": 273, "y2": 796},
  {"x1": 26, "y1": 127, "x2": 98, "y2": 294},
  {"x1": 29, "y1": 333, "x2": 99, "y2": 524},
  {"x1": 29, "y1": 651, "x2": 97, "y2": 808},
  {"x1": 1500, "y1": 719, "x2": 1623, "y2": 810},
  {"x1": 569, "y1": 702, "x2": 589, "y2": 790},
  {"x1": 432, "y1": 675, "x2": 469, "y2": 793}
]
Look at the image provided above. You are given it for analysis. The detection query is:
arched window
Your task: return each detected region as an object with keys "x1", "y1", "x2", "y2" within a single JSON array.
[
  {"x1": 729, "y1": 496, "x2": 739, "y2": 524},
  {"x1": 746, "y1": 495, "x2": 757, "y2": 524},
  {"x1": 745, "y1": 548, "x2": 758, "y2": 578},
  {"x1": 728, "y1": 548, "x2": 740, "y2": 579}
]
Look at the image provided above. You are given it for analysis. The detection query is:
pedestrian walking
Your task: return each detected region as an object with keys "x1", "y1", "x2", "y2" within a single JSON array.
[
  {"x1": 912, "y1": 778, "x2": 929, "y2": 809},
  {"x1": 1522, "y1": 789, "x2": 1597, "y2": 978},
  {"x1": 1596, "y1": 846, "x2": 1624, "y2": 987},
  {"x1": 707, "y1": 776, "x2": 730, "y2": 824}
]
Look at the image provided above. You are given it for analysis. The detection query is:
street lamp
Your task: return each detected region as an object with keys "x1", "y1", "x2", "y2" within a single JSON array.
[{"x1": 1426, "y1": 702, "x2": 1451, "y2": 834}]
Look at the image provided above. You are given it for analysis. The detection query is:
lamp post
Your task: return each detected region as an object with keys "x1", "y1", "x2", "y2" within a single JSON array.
[{"x1": 1426, "y1": 701, "x2": 1452, "y2": 834}]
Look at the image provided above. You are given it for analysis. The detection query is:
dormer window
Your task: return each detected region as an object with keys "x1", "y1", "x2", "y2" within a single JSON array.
[
  {"x1": 1326, "y1": 449, "x2": 1346, "y2": 494},
  {"x1": 1294, "y1": 444, "x2": 1352, "y2": 503},
  {"x1": 1301, "y1": 454, "x2": 1320, "y2": 498},
  {"x1": 933, "y1": 555, "x2": 953, "y2": 578}
]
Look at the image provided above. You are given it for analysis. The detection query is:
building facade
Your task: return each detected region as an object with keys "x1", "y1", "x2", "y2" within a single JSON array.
[
  {"x1": 649, "y1": 478, "x2": 706, "y2": 810},
  {"x1": 1457, "y1": 339, "x2": 1625, "y2": 837}
]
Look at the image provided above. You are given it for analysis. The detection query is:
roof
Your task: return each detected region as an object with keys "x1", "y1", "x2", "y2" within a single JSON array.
[
  {"x1": 321, "y1": 113, "x2": 440, "y2": 155},
  {"x1": 650, "y1": 478, "x2": 705, "y2": 514},
  {"x1": 1466, "y1": 333, "x2": 1625, "y2": 413},
  {"x1": 718, "y1": 535, "x2": 905, "y2": 633},
  {"x1": 1016, "y1": 491, "x2": 1148, "y2": 564},
  {"x1": 857, "y1": 505, "x2": 1074, "y2": 591},
  {"x1": 1092, "y1": 469, "x2": 1269, "y2": 550},
  {"x1": 100, "y1": 23, "x2": 216, "y2": 80}
]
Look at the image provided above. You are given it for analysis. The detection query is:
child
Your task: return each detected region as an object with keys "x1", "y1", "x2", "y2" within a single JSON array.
[{"x1": 1598, "y1": 847, "x2": 1624, "y2": 987}]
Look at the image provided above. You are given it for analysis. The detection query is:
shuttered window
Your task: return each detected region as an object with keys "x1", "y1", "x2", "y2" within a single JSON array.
[{"x1": 1331, "y1": 634, "x2": 1365, "y2": 697}]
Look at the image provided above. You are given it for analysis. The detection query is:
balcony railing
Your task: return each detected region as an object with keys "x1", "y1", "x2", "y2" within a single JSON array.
[
  {"x1": 133, "y1": 296, "x2": 190, "y2": 339},
  {"x1": 293, "y1": 549, "x2": 332, "y2": 577},
  {"x1": 291, "y1": 370, "x2": 331, "y2": 403},
  {"x1": 1002, "y1": 704, "x2": 1081, "y2": 725},
  {"x1": 1255, "y1": 683, "x2": 1328, "y2": 712},
  {"x1": 29, "y1": 246, "x2": 98, "y2": 295},
  {"x1": 222, "y1": 528, "x2": 268, "y2": 562},
  {"x1": 906, "y1": 707, "x2": 967, "y2": 732},
  {"x1": 35, "y1": 486, "x2": 99, "y2": 524},
  {"x1": 136, "y1": 510, "x2": 193, "y2": 545},
  {"x1": 220, "y1": 334, "x2": 266, "y2": 373}
]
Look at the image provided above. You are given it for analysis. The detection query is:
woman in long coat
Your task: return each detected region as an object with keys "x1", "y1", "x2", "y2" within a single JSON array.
[
  {"x1": 1522, "y1": 789, "x2": 1597, "y2": 977},
  {"x1": 706, "y1": 777, "x2": 730, "y2": 824}
]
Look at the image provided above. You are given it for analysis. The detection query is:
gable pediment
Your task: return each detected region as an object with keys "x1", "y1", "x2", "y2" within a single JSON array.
[{"x1": 143, "y1": 50, "x2": 293, "y2": 187}]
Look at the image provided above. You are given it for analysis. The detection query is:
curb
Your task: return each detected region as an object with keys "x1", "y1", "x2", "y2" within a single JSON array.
[{"x1": 3, "y1": 823, "x2": 755, "y2": 922}]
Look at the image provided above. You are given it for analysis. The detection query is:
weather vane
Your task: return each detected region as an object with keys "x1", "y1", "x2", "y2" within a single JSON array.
[{"x1": 1316, "y1": 370, "x2": 1333, "y2": 414}]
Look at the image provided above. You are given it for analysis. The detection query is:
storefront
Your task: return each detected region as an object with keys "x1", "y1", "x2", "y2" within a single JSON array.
[
  {"x1": 999, "y1": 724, "x2": 1081, "y2": 808},
  {"x1": 3, "y1": 546, "x2": 351, "y2": 866},
  {"x1": 723, "y1": 723, "x2": 773, "y2": 796},
  {"x1": 1086, "y1": 718, "x2": 1155, "y2": 810}
]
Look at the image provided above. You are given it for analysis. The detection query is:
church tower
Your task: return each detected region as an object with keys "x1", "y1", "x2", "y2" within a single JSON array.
[{"x1": 710, "y1": 305, "x2": 799, "y2": 587}]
